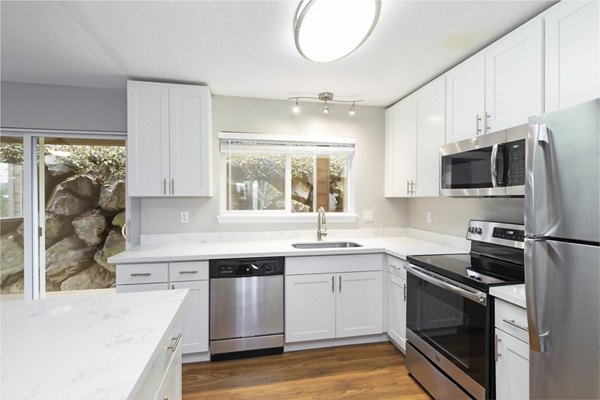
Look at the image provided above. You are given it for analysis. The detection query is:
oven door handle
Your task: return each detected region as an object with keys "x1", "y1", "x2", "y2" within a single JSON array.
[{"x1": 405, "y1": 264, "x2": 487, "y2": 305}]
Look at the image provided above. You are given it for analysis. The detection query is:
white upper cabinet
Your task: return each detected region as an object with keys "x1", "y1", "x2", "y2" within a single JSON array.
[
  {"x1": 485, "y1": 18, "x2": 543, "y2": 132},
  {"x1": 445, "y1": 52, "x2": 486, "y2": 142},
  {"x1": 415, "y1": 76, "x2": 446, "y2": 197},
  {"x1": 127, "y1": 81, "x2": 212, "y2": 197},
  {"x1": 544, "y1": 0, "x2": 600, "y2": 113},
  {"x1": 384, "y1": 95, "x2": 417, "y2": 197}
]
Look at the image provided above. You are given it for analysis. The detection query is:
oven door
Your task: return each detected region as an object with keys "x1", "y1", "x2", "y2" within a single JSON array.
[{"x1": 406, "y1": 264, "x2": 489, "y2": 400}]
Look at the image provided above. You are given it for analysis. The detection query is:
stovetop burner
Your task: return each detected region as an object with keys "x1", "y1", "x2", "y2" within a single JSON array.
[{"x1": 407, "y1": 253, "x2": 524, "y2": 292}]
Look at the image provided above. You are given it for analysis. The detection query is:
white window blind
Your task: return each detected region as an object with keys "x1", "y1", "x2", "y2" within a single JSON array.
[{"x1": 219, "y1": 132, "x2": 355, "y2": 155}]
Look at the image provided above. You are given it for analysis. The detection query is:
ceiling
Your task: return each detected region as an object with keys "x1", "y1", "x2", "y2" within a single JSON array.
[{"x1": 1, "y1": 1, "x2": 554, "y2": 107}]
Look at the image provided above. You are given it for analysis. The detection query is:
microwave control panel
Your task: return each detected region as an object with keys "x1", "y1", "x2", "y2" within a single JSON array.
[{"x1": 505, "y1": 140, "x2": 525, "y2": 186}]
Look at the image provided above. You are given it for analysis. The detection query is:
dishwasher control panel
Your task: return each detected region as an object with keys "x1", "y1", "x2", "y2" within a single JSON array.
[{"x1": 210, "y1": 257, "x2": 284, "y2": 278}]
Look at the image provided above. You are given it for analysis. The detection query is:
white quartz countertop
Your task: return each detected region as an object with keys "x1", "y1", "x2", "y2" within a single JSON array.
[
  {"x1": 1, "y1": 289, "x2": 187, "y2": 400},
  {"x1": 109, "y1": 236, "x2": 466, "y2": 264},
  {"x1": 490, "y1": 284, "x2": 527, "y2": 308}
]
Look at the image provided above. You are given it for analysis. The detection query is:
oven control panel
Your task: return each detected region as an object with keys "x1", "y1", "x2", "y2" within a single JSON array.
[
  {"x1": 492, "y1": 227, "x2": 525, "y2": 242},
  {"x1": 467, "y1": 220, "x2": 525, "y2": 249}
]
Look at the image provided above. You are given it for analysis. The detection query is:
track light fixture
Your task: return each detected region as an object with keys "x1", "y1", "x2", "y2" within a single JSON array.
[{"x1": 288, "y1": 92, "x2": 363, "y2": 115}]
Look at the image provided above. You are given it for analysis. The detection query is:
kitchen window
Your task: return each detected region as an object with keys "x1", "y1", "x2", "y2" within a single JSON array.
[{"x1": 218, "y1": 132, "x2": 356, "y2": 223}]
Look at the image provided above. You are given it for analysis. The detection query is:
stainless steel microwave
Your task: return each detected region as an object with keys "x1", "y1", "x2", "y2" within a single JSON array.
[{"x1": 440, "y1": 125, "x2": 527, "y2": 197}]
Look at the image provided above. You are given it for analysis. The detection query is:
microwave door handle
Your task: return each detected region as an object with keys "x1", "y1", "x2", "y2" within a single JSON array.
[
  {"x1": 405, "y1": 265, "x2": 487, "y2": 305},
  {"x1": 490, "y1": 144, "x2": 498, "y2": 187},
  {"x1": 496, "y1": 144, "x2": 506, "y2": 186}
]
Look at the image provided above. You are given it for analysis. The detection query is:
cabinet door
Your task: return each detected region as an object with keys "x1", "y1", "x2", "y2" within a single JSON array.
[
  {"x1": 485, "y1": 19, "x2": 543, "y2": 132},
  {"x1": 169, "y1": 85, "x2": 212, "y2": 197},
  {"x1": 416, "y1": 76, "x2": 446, "y2": 197},
  {"x1": 171, "y1": 280, "x2": 209, "y2": 354},
  {"x1": 387, "y1": 274, "x2": 406, "y2": 351},
  {"x1": 127, "y1": 81, "x2": 170, "y2": 197},
  {"x1": 384, "y1": 96, "x2": 417, "y2": 197},
  {"x1": 336, "y1": 271, "x2": 383, "y2": 338},
  {"x1": 154, "y1": 342, "x2": 182, "y2": 400},
  {"x1": 445, "y1": 52, "x2": 485, "y2": 142},
  {"x1": 285, "y1": 274, "x2": 336, "y2": 342},
  {"x1": 495, "y1": 329, "x2": 529, "y2": 400},
  {"x1": 545, "y1": 0, "x2": 600, "y2": 113}
]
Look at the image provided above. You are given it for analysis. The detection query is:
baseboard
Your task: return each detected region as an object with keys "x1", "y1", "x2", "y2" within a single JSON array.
[
  {"x1": 182, "y1": 351, "x2": 210, "y2": 364},
  {"x1": 284, "y1": 334, "x2": 389, "y2": 352}
]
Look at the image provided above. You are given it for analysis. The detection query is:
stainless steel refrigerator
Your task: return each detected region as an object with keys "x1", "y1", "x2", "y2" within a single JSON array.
[{"x1": 525, "y1": 98, "x2": 600, "y2": 399}]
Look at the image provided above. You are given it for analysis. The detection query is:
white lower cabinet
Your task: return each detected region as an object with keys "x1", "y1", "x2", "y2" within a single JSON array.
[
  {"x1": 135, "y1": 313, "x2": 183, "y2": 400},
  {"x1": 494, "y1": 298, "x2": 530, "y2": 400},
  {"x1": 285, "y1": 255, "x2": 383, "y2": 344},
  {"x1": 117, "y1": 261, "x2": 209, "y2": 357},
  {"x1": 171, "y1": 280, "x2": 209, "y2": 353},
  {"x1": 386, "y1": 256, "x2": 407, "y2": 352},
  {"x1": 285, "y1": 274, "x2": 336, "y2": 342}
]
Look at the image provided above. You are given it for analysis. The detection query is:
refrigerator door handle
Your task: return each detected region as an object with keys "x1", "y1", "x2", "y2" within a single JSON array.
[{"x1": 525, "y1": 238, "x2": 550, "y2": 352}]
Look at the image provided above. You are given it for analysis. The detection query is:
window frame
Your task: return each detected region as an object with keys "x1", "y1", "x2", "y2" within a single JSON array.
[{"x1": 217, "y1": 132, "x2": 357, "y2": 223}]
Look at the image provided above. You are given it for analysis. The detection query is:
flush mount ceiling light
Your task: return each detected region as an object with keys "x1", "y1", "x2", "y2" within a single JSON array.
[
  {"x1": 288, "y1": 92, "x2": 363, "y2": 115},
  {"x1": 294, "y1": 0, "x2": 380, "y2": 63}
]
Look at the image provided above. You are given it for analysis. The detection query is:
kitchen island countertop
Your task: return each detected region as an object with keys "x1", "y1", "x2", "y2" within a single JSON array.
[{"x1": 1, "y1": 289, "x2": 187, "y2": 400}]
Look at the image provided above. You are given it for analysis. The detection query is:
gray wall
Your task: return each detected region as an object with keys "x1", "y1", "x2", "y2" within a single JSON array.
[
  {"x1": 408, "y1": 197, "x2": 524, "y2": 236},
  {"x1": 140, "y1": 95, "x2": 409, "y2": 233},
  {"x1": 1, "y1": 81, "x2": 126, "y2": 132}
]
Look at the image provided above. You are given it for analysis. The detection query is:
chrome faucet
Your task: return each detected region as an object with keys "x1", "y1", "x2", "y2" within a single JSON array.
[{"x1": 317, "y1": 207, "x2": 327, "y2": 241}]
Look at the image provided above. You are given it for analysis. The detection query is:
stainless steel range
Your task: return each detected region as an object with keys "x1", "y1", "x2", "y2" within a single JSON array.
[{"x1": 405, "y1": 220, "x2": 525, "y2": 400}]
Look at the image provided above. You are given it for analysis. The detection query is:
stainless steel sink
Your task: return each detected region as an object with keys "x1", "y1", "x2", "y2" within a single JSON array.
[{"x1": 291, "y1": 241, "x2": 363, "y2": 249}]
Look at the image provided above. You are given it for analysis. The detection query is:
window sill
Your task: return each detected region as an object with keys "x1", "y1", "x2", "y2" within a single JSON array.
[{"x1": 217, "y1": 213, "x2": 359, "y2": 224}]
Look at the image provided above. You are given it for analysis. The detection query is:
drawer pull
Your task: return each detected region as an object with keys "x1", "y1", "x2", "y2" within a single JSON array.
[
  {"x1": 130, "y1": 273, "x2": 151, "y2": 277},
  {"x1": 502, "y1": 318, "x2": 528, "y2": 332},
  {"x1": 178, "y1": 270, "x2": 198, "y2": 274},
  {"x1": 168, "y1": 333, "x2": 183, "y2": 352}
]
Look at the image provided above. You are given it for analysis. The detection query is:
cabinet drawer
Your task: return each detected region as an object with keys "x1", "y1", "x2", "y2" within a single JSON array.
[
  {"x1": 169, "y1": 261, "x2": 208, "y2": 282},
  {"x1": 387, "y1": 256, "x2": 407, "y2": 279},
  {"x1": 495, "y1": 299, "x2": 529, "y2": 343},
  {"x1": 116, "y1": 263, "x2": 169, "y2": 285}
]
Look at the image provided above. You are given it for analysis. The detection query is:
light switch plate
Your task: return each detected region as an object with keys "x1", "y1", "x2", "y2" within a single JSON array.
[
  {"x1": 180, "y1": 211, "x2": 190, "y2": 224},
  {"x1": 363, "y1": 209, "x2": 374, "y2": 222},
  {"x1": 426, "y1": 211, "x2": 432, "y2": 224}
]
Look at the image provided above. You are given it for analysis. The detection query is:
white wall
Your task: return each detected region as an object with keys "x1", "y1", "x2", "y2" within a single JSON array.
[
  {"x1": 1, "y1": 81, "x2": 126, "y2": 132},
  {"x1": 140, "y1": 95, "x2": 408, "y2": 233},
  {"x1": 408, "y1": 197, "x2": 524, "y2": 236}
]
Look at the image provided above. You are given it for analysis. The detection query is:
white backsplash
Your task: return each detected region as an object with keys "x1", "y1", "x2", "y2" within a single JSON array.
[{"x1": 140, "y1": 227, "x2": 469, "y2": 250}]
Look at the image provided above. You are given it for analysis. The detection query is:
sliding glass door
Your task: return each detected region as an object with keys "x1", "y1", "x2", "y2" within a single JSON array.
[{"x1": 0, "y1": 131, "x2": 126, "y2": 299}]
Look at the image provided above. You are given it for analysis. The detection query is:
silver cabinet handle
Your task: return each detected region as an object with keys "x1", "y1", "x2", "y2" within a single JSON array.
[
  {"x1": 406, "y1": 180, "x2": 410, "y2": 195},
  {"x1": 178, "y1": 270, "x2": 198, "y2": 275},
  {"x1": 485, "y1": 112, "x2": 491, "y2": 132},
  {"x1": 167, "y1": 333, "x2": 182, "y2": 352},
  {"x1": 502, "y1": 318, "x2": 529, "y2": 332},
  {"x1": 171, "y1": 178, "x2": 174, "y2": 195},
  {"x1": 406, "y1": 264, "x2": 487, "y2": 305},
  {"x1": 476, "y1": 114, "x2": 482, "y2": 135},
  {"x1": 495, "y1": 333, "x2": 502, "y2": 361},
  {"x1": 403, "y1": 283, "x2": 407, "y2": 301},
  {"x1": 491, "y1": 144, "x2": 499, "y2": 188},
  {"x1": 163, "y1": 178, "x2": 167, "y2": 195},
  {"x1": 411, "y1": 180, "x2": 416, "y2": 195},
  {"x1": 331, "y1": 275, "x2": 334, "y2": 293},
  {"x1": 130, "y1": 273, "x2": 151, "y2": 277},
  {"x1": 339, "y1": 275, "x2": 342, "y2": 292}
]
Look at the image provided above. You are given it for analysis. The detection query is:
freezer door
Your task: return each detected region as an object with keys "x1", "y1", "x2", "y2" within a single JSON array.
[
  {"x1": 526, "y1": 99, "x2": 599, "y2": 242},
  {"x1": 525, "y1": 239, "x2": 599, "y2": 399}
]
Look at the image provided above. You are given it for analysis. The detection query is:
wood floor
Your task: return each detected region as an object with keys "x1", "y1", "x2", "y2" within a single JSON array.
[{"x1": 182, "y1": 342, "x2": 431, "y2": 399}]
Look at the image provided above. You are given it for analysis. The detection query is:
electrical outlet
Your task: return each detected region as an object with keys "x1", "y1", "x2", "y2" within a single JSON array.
[
  {"x1": 363, "y1": 209, "x2": 374, "y2": 222},
  {"x1": 180, "y1": 211, "x2": 190, "y2": 224},
  {"x1": 426, "y1": 211, "x2": 432, "y2": 224}
]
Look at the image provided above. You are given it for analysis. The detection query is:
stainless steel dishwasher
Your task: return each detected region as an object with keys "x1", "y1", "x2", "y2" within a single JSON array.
[{"x1": 209, "y1": 257, "x2": 284, "y2": 360}]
